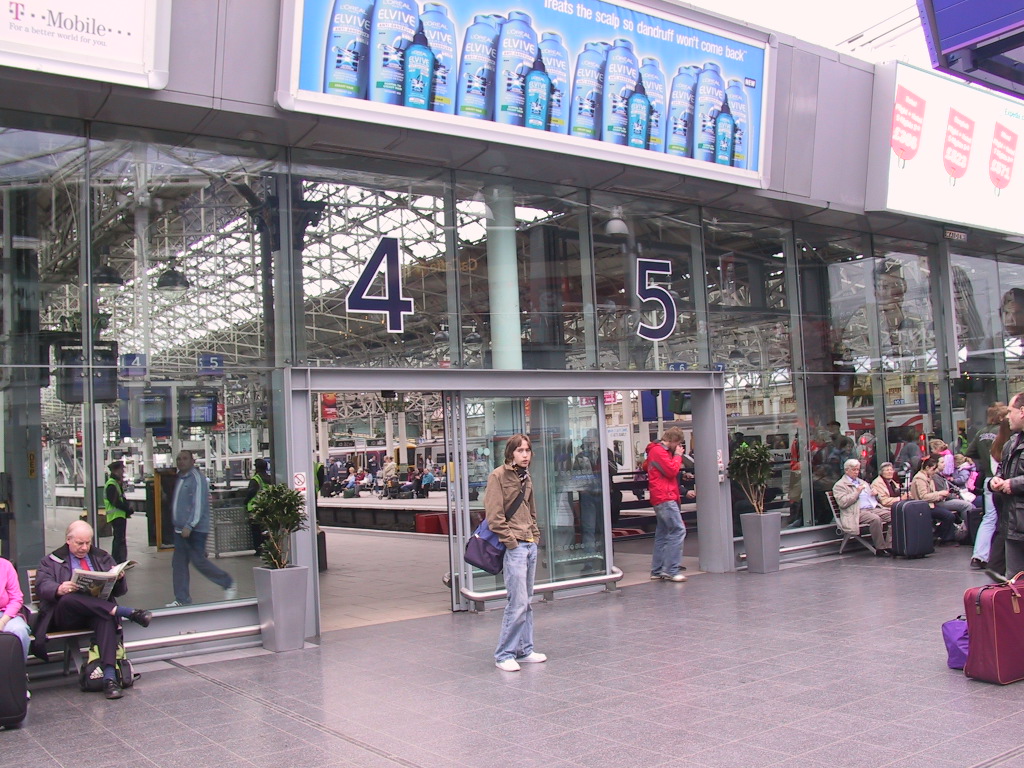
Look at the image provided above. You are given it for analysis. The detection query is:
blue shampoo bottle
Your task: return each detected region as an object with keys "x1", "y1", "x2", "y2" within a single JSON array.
[
  {"x1": 420, "y1": 3, "x2": 455, "y2": 114},
  {"x1": 694, "y1": 62, "x2": 725, "y2": 162},
  {"x1": 322, "y1": 0, "x2": 375, "y2": 98},
  {"x1": 539, "y1": 32, "x2": 569, "y2": 135},
  {"x1": 494, "y1": 11, "x2": 538, "y2": 127},
  {"x1": 568, "y1": 42, "x2": 609, "y2": 140},
  {"x1": 626, "y1": 74, "x2": 651, "y2": 149},
  {"x1": 725, "y1": 79, "x2": 750, "y2": 169},
  {"x1": 403, "y1": 20, "x2": 435, "y2": 109},
  {"x1": 601, "y1": 38, "x2": 639, "y2": 145},
  {"x1": 638, "y1": 58, "x2": 666, "y2": 152},
  {"x1": 665, "y1": 65, "x2": 696, "y2": 157},
  {"x1": 714, "y1": 95, "x2": 735, "y2": 165},
  {"x1": 368, "y1": 0, "x2": 418, "y2": 105},
  {"x1": 455, "y1": 15, "x2": 498, "y2": 119},
  {"x1": 524, "y1": 51, "x2": 552, "y2": 130}
]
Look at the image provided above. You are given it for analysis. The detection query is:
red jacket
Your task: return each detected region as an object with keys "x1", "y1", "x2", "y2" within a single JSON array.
[{"x1": 646, "y1": 441, "x2": 682, "y2": 505}]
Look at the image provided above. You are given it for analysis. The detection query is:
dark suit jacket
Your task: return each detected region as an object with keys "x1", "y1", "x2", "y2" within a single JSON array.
[{"x1": 30, "y1": 544, "x2": 126, "y2": 661}]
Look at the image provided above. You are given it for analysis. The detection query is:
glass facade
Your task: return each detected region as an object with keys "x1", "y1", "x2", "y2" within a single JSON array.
[{"x1": 3, "y1": 109, "x2": 1024, "y2": 618}]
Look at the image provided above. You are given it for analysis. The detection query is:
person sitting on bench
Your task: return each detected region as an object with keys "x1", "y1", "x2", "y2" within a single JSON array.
[
  {"x1": 832, "y1": 459, "x2": 893, "y2": 556},
  {"x1": 32, "y1": 521, "x2": 152, "y2": 699}
]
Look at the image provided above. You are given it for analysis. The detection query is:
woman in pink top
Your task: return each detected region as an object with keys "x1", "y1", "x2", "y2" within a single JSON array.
[{"x1": 0, "y1": 556, "x2": 29, "y2": 657}]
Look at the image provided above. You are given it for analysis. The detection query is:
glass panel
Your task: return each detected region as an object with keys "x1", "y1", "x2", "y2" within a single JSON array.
[
  {"x1": 454, "y1": 176, "x2": 587, "y2": 370},
  {"x1": 77, "y1": 130, "x2": 286, "y2": 609},
  {"x1": 465, "y1": 394, "x2": 606, "y2": 592},
  {"x1": 0, "y1": 119, "x2": 87, "y2": 571},
  {"x1": 591, "y1": 193, "x2": 699, "y2": 371},
  {"x1": 998, "y1": 260, "x2": 1024, "y2": 392},
  {"x1": 703, "y1": 209, "x2": 796, "y2": 531},
  {"x1": 950, "y1": 249, "x2": 1004, "y2": 435},
  {"x1": 290, "y1": 151, "x2": 452, "y2": 368}
]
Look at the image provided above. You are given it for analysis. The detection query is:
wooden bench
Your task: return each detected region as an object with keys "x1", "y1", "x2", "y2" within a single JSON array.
[
  {"x1": 825, "y1": 491, "x2": 878, "y2": 555},
  {"x1": 26, "y1": 569, "x2": 93, "y2": 674}
]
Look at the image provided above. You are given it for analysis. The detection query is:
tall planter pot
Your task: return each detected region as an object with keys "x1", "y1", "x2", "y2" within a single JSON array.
[
  {"x1": 253, "y1": 565, "x2": 309, "y2": 652},
  {"x1": 740, "y1": 511, "x2": 782, "y2": 573}
]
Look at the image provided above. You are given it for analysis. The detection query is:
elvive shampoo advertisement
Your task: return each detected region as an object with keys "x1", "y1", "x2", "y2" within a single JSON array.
[{"x1": 283, "y1": 0, "x2": 768, "y2": 178}]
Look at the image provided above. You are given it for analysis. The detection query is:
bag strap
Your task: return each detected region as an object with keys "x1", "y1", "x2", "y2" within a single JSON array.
[{"x1": 505, "y1": 489, "x2": 525, "y2": 521}]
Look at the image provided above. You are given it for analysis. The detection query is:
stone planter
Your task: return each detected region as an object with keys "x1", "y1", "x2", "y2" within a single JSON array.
[
  {"x1": 253, "y1": 565, "x2": 309, "y2": 652},
  {"x1": 740, "y1": 511, "x2": 782, "y2": 573}
]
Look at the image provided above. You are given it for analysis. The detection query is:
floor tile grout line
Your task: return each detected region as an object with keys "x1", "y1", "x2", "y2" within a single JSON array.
[
  {"x1": 164, "y1": 659, "x2": 429, "y2": 768},
  {"x1": 969, "y1": 743, "x2": 1024, "y2": 768}
]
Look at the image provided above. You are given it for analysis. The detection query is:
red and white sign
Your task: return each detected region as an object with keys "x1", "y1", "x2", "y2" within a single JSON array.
[
  {"x1": 868, "y1": 63, "x2": 1024, "y2": 236},
  {"x1": 990, "y1": 123, "x2": 1018, "y2": 191},
  {"x1": 293, "y1": 472, "x2": 307, "y2": 496},
  {"x1": 891, "y1": 85, "x2": 925, "y2": 162},
  {"x1": 942, "y1": 108, "x2": 975, "y2": 180}
]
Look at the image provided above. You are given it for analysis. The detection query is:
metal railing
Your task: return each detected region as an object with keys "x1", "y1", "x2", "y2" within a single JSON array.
[{"x1": 460, "y1": 567, "x2": 624, "y2": 610}]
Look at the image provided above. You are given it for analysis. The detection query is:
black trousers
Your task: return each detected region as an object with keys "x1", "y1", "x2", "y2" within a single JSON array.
[
  {"x1": 110, "y1": 516, "x2": 127, "y2": 565},
  {"x1": 52, "y1": 593, "x2": 120, "y2": 667}
]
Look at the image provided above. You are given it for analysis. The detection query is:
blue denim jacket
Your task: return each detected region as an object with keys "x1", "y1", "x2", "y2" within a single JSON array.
[{"x1": 172, "y1": 468, "x2": 211, "y2": 533}]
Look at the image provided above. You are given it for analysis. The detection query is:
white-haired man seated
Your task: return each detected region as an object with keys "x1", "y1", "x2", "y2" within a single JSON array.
[{"x1": 832, "y1": 459, "x2": 893, "y2": 556}]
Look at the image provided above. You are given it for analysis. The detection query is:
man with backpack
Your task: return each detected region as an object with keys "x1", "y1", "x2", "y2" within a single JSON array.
[{"x1": 646, "y1": 427, "x2": 687, "y2": 582}]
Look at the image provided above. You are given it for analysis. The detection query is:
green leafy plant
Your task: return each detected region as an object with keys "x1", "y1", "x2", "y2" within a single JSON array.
[
  {"x1": 727, "y1": 441, "x2": 774, "y2": 514},
  {"x1": 247, "y1": 483, "x2": 308, "y2": 569}
]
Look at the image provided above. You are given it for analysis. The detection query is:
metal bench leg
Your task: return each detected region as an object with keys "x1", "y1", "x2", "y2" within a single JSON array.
[{"x1": 63, "y1": 641, "x2": 84, "y2": 676}]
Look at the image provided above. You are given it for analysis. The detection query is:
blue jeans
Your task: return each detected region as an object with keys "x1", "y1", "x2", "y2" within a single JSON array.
[
  {"x1": 172, "y1": 531, "x2": 233, "y2": 604},
  {"x1": 973, "y1": 490, "x2": 997, "y2": 562},
  {"x1": 494, "y1": 542, "x2": 537, "y2": 663},
  {"x1": 652, "y1": 500, "x2": 686, "y2": 576},
  {"x1": 2, "y1": 615, "x2": 30, "y2": 657}
]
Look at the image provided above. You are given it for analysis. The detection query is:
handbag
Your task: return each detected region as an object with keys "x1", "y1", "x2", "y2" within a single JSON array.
[
  {"x1": 942, "y1": 615, "x2": 969, "y2": 669},
  {"x1": 464, "y1": 488, "x2": 524, "y2": 575}
]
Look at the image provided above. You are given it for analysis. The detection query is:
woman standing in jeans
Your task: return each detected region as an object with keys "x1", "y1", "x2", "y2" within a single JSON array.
[{"x1": 485, "y1": 433, "x2": 548, "y2": 672}]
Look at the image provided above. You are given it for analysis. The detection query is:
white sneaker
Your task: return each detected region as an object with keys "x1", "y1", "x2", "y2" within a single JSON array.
[
  {"x1": 224, "y1": 583, "x2": 238, "y2": 600},
  {"x1": 517, "y1": 652, "x2": 547, "y2": 664},
  {"x1": 495, "y1": 658, "x2": 521, "y2": 672},
  {"x1": 661, "y1": 572, "x2": 687, "y2": 582},
  {"x1": 165, "y1": 600, "x2": 189, "y2": 607},
  {"x1": 650, "y1": 572, "x2": 664, "y2": 580}
]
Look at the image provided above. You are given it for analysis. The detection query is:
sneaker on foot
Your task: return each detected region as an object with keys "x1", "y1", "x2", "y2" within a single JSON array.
[
  {"x1": 224, "y1": 583, "x2": 238, "y2": 600},
  {"x1": 165, "y1": 600, "x2": 190, "y2": 608},
  {"x1": 129, "y1": 608, "x2": 152, "y2": 627},
  {"x1": 517, "y1": 652, "x2": 547, "y2": 663},
  {"x1": 650, "y1": 572, "x2": 664, "y2": 580},
  {"x1": 970, "y1": 558, "x2": 987, "y2": 570},
  {"x1": 103, "y1": 679, "x2": 123, "y2": 700},
  {"x1": 495, "y1": 658, "x2": 521, "y2": 672},
  {"x1": 661, "y1": 572, "x2": 687, "y2": 582}
]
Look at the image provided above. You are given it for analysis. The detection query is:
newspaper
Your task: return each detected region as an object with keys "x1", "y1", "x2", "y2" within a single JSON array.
[{"x1": 70, "y1": 560, "x2": 137, "y2": 600}]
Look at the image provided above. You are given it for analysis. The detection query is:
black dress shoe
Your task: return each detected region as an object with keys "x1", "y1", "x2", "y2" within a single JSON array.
[
  {"x1": 970, "y1": 558, "x2": 987, "y2": 570},
  {"x1": 129, "y1": 608, "x2": 152, "y2": 628},
  {"x1": 104, "y1": 679, "x2": 123, "y2": 700}
]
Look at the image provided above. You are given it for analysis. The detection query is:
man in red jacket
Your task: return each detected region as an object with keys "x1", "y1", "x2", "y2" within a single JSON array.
[{"x1": 647, "y1": 427, "x2": 687, "y2": 582}]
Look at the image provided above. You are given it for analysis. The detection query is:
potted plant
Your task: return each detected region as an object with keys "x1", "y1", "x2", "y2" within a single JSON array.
[
  {"x1": 248, "y1": 483, "x2": 310, "y2": 651},
  {"x1": 728, "y1": 441, "x2": 781, "y2": 573}
]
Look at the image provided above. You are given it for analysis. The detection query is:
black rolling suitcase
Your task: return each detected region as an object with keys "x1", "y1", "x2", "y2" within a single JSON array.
[
  {"x1": 0, "y1": 632, "x2": 28, "y2": 729},
  {"x1": 891, "y1": 499, "x2": 935, "y2": 558}
]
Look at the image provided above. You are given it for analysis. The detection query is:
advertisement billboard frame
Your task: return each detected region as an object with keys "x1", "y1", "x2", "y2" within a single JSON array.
[{"x1": 275, "y1": 0, "x2": 773, "y2": 189}]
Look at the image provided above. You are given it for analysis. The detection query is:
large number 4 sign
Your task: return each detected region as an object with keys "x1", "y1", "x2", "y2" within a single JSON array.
[
  {"x1": 345, "y1": 237, "x2": 415, "y2": 332},
  {"x1": 636, "y1": 258, "x2": 677, "y2": 341}
]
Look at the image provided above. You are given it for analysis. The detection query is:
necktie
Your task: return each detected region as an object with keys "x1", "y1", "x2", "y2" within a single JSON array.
[{"x1": 79, "y1": 557, "x2": 90, "y2": 571}]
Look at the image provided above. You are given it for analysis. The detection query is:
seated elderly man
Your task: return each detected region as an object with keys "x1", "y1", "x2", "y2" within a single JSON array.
[
  {"x1": 32, "y1": 520, "x2": 152, "y2": 700},
  {"x1": 832, "y1": 459, "x2": 893, "y2": 556}
]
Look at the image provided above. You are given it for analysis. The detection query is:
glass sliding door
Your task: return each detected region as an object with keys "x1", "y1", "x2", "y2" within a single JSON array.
[{"x1": 453, "y1": 393, "x2": 607, "y2": 599}]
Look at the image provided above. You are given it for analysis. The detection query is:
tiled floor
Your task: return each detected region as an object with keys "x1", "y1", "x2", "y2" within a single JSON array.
[{"x1": 8, "y1": 542, "x2": 1024, "y2": 767}]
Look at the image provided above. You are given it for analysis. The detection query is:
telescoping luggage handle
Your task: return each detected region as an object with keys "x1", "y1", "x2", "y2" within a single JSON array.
[{"x1": 974, "y1": 571, "x2": 1024, "y2": 615}]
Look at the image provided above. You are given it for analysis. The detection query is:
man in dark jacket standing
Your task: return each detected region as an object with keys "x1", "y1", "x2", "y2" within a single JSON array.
[
  {"x1": 990, "y1": 394, "x2": 1024, "y2": 576},
  {"x1": 647, "y1": 427, "x2": 687, "y2": 582},
  {"x1": 32, "y1": 520, "x2": 151, "y2": 699}
]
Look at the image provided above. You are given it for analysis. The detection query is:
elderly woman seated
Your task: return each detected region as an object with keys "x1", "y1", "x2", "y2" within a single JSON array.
[{"x1": 832, "y1": 459, "x2": 893, "y2": 556}]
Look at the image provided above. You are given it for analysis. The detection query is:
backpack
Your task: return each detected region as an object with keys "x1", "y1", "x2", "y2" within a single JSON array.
[{"x1": 79, "y1": 641, "x2": 139, "y2": 692}]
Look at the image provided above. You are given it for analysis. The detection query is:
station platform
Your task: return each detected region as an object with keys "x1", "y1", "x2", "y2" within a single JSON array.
[{"x1": 10, "y1": 541, "x2": 1022, "y2": 768}]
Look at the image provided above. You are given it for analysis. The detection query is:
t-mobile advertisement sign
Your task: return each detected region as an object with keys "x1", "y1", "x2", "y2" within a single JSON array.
[
  {"x1": 277, "y1": 0, "x2": 769, "y2": 184},
  {"x1": 868, "y1": 63, "x2": 1024, "y2": 236}
]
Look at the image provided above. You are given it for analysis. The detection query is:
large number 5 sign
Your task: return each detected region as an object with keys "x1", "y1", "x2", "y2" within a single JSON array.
[
  {"x1": 636, "y1": 258, "x2": 677, "y2": 341},
  {"x1": 345, "y1": 237, "x2": 415, "y2": 332}
]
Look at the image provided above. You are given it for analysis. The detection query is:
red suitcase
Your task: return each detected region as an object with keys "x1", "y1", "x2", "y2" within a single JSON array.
[{"x1": 964, "y1": 573, "x2": 1024, "y2": 684}]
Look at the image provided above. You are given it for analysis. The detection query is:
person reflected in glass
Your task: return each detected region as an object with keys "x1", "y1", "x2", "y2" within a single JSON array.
[
  {"x1": 103, "y1": 460, "x2": 133, "y2": 564},
  {"x1": 166, "y1": 450, "x2": 236, "y2": 607},
  {"x1": 572, "y1": 435, "x2": 602, "y2": 564},
  {"x1": 245, "y1": 458, "x2": 272, "y2": 555},
  {"x1": 1000, "y1": 288, "x2": 1024, "y2": 338},
  {"x1": 488, "y1": 434, "x2": 546, "y2": 672},
  {"x1": 646, "y1": 427, "x2": 687, "y2": 582}
]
